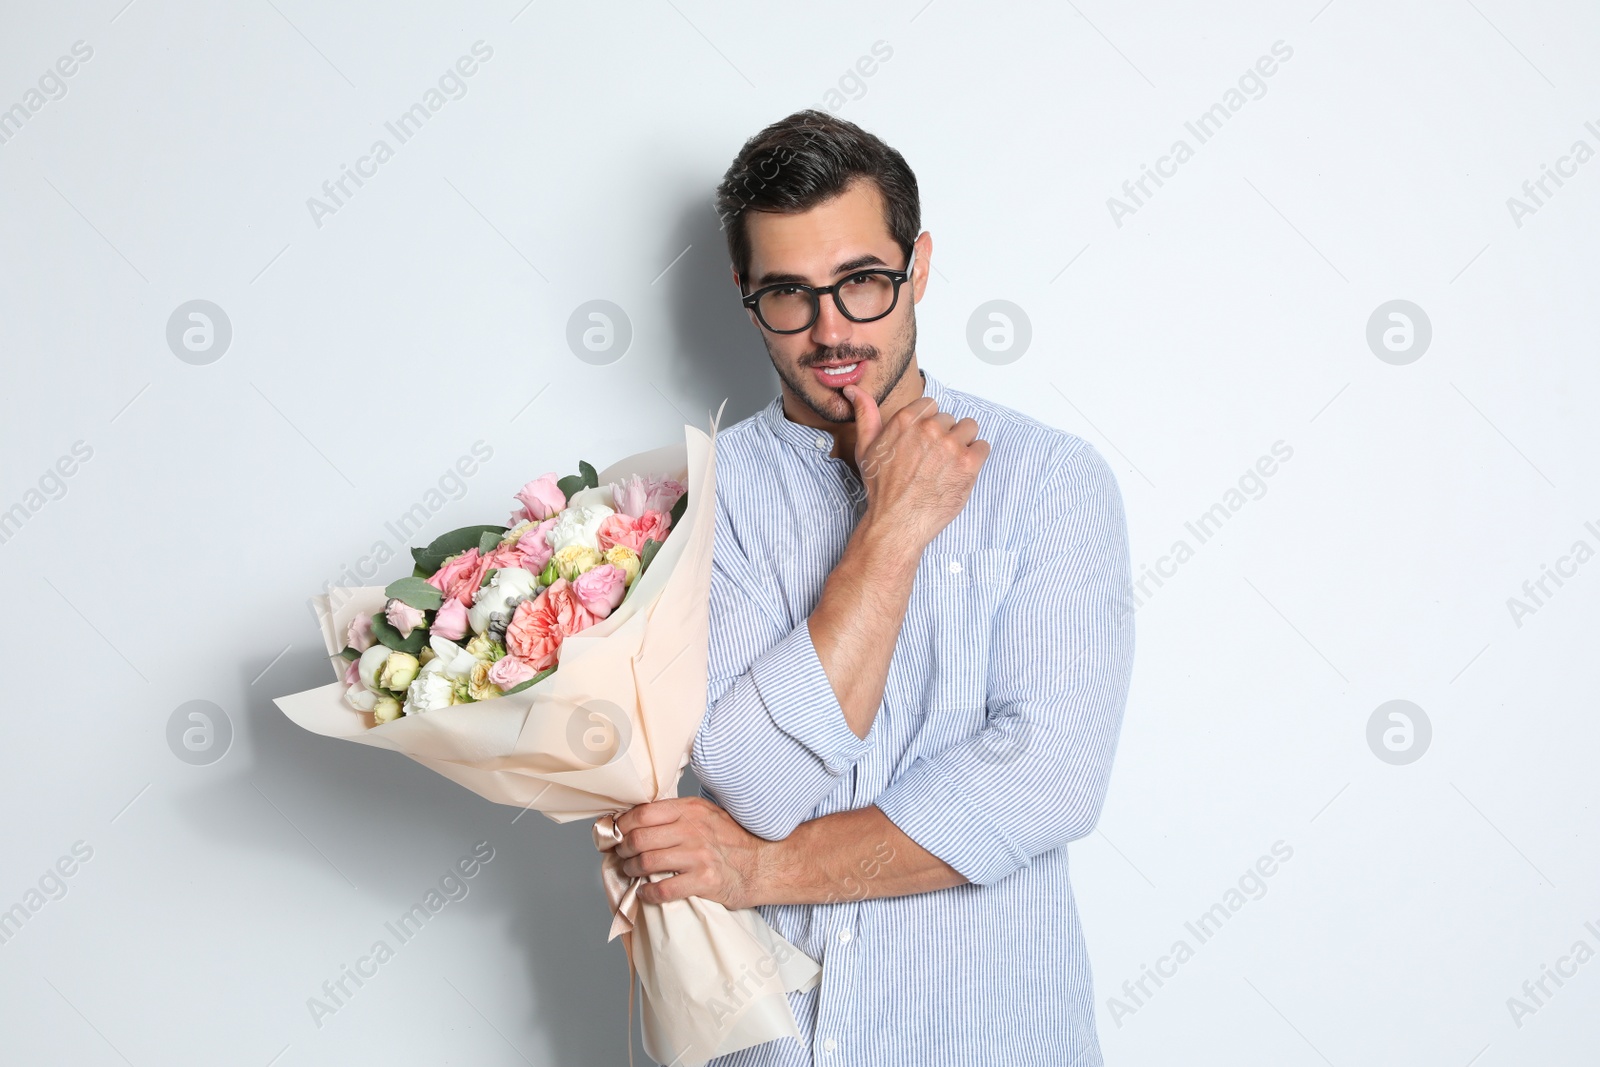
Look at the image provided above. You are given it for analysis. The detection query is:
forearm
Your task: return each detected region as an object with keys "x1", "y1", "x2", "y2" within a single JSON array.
[
  {"x1": 752, "y1": 803, "x2": 967, "y2": 906},
  {"x1": 808, "y1": 517, "x2": 921, "y2": 740}
]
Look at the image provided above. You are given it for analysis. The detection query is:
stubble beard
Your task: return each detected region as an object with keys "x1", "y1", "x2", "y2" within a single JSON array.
[{"x1": 768, "y1": 315, "x2": 918, "y2": 425}]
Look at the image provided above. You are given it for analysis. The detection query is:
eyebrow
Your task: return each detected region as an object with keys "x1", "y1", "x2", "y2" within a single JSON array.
[{"x1": 752, "y1": 252, "x2": 889, "y2": 289}]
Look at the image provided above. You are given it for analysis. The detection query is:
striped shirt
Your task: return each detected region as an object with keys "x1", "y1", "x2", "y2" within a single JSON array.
[{"x1": 690, "y1": 367, "x2": 1134, "y2": 1067}]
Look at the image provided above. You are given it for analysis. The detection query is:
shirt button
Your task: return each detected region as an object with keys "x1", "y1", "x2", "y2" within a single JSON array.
[
  {"x1": 837, "y1": 929, "x2": 851, "y2": 944},
  {"x1": 814, "y1": 435, "x2": 829, "y2": 449},
  {"x1": 948, "y1": 559, "x2": 962, "y2": 574},
  {"x1": 822, "y1": 1037, "x2": 837, "y2": 1052}
]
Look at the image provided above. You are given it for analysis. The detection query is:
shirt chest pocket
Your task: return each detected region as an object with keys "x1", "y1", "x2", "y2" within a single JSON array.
[{"x1": 889, "y1": 546, "x2": 1019, "y2": 721}]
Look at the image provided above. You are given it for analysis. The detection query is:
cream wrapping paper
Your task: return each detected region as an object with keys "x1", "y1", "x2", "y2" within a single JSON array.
[{"x1": 273, "y1": 415, "x2": 821, "y2": 1066}]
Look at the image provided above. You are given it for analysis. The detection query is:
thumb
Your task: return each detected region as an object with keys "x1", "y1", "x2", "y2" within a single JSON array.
[{"x1": 843, "y1": 383, "x2": 882, "y2": 461}]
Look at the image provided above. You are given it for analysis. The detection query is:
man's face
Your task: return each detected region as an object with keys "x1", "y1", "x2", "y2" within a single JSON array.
[{"x1": 738, "y1": 178, "x2": 925, "y2": 424}]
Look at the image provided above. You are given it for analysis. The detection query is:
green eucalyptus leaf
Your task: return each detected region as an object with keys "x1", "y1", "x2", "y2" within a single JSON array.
[
  {"x1": 668, "y1": 489, "x2": 687, "y2": 528},
  {"x1": 557, "y1": 473, "x2": 585, "y2": 500},
  {"x1": 384, "y1": 576, "x2": 443, "y2": 610},
  {"x1": 337, "y1": 647, "x2": 360, "y2": 662},
  {"x1": 637, "y1": 537, "x2": 662, "y2": 576},
  {"x1": 578, "y1": 460, "x2": 598, "y2": 489},
  {"x1": 413, "y1": 525, "x2": 507, "y2": 573},
  {"x1": 478, "y1": 529, "x2": 502, "y2": 555},
  {"x1": 480, "y1": 567, "x2": 498, "y2": 589},
  {"x1": 371, "y1": 613, "x2": 428, "y2": 654}
]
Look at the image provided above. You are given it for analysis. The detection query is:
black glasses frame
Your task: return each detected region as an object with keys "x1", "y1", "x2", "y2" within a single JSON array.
[{"x1": 740, "y1": 246, "x2": 918, "y2": 334}]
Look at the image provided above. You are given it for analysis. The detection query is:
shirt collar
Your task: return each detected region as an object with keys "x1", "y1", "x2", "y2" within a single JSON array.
[{"x1": 761, "y1": 367, "x2": 946, "y2": 455}]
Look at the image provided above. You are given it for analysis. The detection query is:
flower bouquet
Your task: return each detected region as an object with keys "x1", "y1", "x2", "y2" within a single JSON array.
[{"x1": 273, "y1": 417, "x2": 821, "y2": 1067}]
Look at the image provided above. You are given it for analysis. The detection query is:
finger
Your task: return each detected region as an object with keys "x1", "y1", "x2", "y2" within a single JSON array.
[
  {"x1": 640, "y1": 871, "x2": 707, "y2": 905},
  {"x1": 949, "y1": 416, "x2": 980, "y2": 445},
  {"x1": 624, "y1": 845, "x2": 703, "y2": 878},
  {"x1": 967, "y1": 438, "x2": 992, "y2": 465},
  {"x1": 843, "y1": 383, "x2": 882, "y2": 458},
  {"x1": 616, "y1": 823, "x2": 681, "y2": 859},
  {"x1": 613, "y1": 799, "x2": 685, "y2": 836}
]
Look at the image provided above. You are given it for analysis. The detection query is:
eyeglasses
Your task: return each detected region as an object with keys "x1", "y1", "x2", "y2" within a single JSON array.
[{"x1": 740, "y1": 247, "x2": 917, "y2": 334}]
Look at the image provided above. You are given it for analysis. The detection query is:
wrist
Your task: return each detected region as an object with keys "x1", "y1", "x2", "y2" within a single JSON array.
[
  {"x1": 748, "y1": 833, "x2": 794, "y2": 908},
  {"x1": 849, "y1": 515, "x2": 922, "y2": 576}
]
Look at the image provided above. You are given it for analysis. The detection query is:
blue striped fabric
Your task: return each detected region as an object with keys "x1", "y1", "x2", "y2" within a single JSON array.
[{"x1": 690, "y1": 367, "x2": 1135, "y2": 1067}]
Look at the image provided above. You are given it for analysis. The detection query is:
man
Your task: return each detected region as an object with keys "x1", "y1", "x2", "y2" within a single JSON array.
[{"x1": 614, "y1": 109, "x2": 1134, "y2": 1066}]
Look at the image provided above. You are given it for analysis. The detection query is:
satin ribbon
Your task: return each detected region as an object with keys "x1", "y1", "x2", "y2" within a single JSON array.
[{"x1": 593, "y1": 811, "x2": 641, "y2": 1067}]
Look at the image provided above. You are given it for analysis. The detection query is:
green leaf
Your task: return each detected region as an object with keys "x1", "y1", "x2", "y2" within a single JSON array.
[
  {"x1": 557, "y1": 473, "x2": 585, "y2": 500},
  {"x1": 502, "y1": 666, "x2": 557, "y2": 695},
  {"x1": 478, "y1": 529, "x2": 503, "y2": 555},
  {"x1": 637, "y1": 537, "x2": 662, "y2": 576},
  {"x1": 370, "y1": 612, "x2": 428, "y2": 654},
  {"x1": 668, "y1": 488, "x2": 688, "y2": 528},
  {"x1": 337, "y1": 647, "x2": 360, "y2": 662},
  {"x1": 412, "y1": 525, "x2": 507, "y2": 573},
  {"x1": 384, "y1": 576, "x2": 443, "y2": 610},
  {"x1": 578, "y1": 460, "x2": 598, "y2": 489},
  {"x1": 480, "y1": 567, "x2": 498, "y2": 589}
]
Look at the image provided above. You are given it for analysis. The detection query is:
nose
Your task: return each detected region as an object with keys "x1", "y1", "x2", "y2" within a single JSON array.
[{"x1": 809, "y1": 292, "x2": 852, "y2": 348}]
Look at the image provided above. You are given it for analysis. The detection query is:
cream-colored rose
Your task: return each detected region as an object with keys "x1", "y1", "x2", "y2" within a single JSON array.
[
  {"x1": 465, "y1": 633, "x2": 504, "y2": 662},
  {"x1": 500, "y1": 519, "x2": 536, "y2": 547},
  {"x1": 603, "y1": 544, "x2": 640, "y2": 586},
  {"x1": 552, "y1": 543, "x2": 601, "y2": 582},
  {"x1": 372, "y1": 694, "x2": 403, "y2": 723},
  {"x1": 378, "y1": 651, "x2": 421, "y2": 690},
  {"x1": 468, "y1": 661, "x2": 501, "y2": 701}
]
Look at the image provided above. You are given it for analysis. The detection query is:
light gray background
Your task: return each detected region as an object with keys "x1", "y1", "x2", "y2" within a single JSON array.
[{"x1": 1, "y1": 1, "x2": 1596, "y2": 1064}]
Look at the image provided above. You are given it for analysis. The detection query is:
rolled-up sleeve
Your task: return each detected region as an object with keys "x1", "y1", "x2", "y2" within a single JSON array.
[
  {"x1": 691, "y1": 494, "x2": 876, "y2": 841},
  {"x1": 873, "y1": 440, "x2": 1134, "y2": 886}
]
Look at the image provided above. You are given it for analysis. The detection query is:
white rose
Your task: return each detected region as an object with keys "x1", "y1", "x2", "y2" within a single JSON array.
[
  {"x1": 404, "y1": 663, "x2": 456, "y2": 715},
  {"x1": 344, "y1": 684, "x2": 378, "y2": 712},
  {"x1": 357, "y1": 644, "x2": 394, "y2": 691},
  {"x1": 468, "y1": 567, "x2": 539, "y2": 634},
  {"x1": 546, "y1": 504, "x2": 614, "y2": 553},
  {"x1": 566, "y1": 484, "x2": 616, "y2": 511}
]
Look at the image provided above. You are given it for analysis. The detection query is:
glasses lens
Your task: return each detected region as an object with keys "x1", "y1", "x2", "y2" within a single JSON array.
[
  {"x1": 836, "y1": 273, "x2": 897, "y2": 321},
  {"x1": 756, "y1": 287, "x2": 817, "y2": 332}
]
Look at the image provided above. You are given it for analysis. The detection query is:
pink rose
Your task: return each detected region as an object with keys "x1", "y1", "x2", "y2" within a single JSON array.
[
  {"x1": 385, "y1": 598, "x2": 427, "y2": 638},
  {"x1": 428, "y1": 548, "x2": 493, "y2": 608},
  {"x1": 345, "y1": 612, "x2": 376, "y2": 653},
  {"x1": 571, "y1": 564, "x2": 627, "y2": 620},
  {"x1": 432, "y1": 597, "x2": 469, "y2": 641},
  {"x1": 610, "y1": 474, "x2": 686, "y2": 519},
  {"x1": 342, "y1": 657, "x2": 361, "y2": 687},
  {"x1": 504, "y1": 595, "x2": 562, "y2": 673},
  {"x1": 596, "y1": 509, "x2": 672, "y2": 554},
  {"x1": 487, "y1": 655, "x2": 537, "y2": 689},
  {"x1": 512, "y1": 473, "x2": 566, "y2": 523},
  {"x1": 515, "y1": 518, "x2": 557, "y2": 573},
  {"x1": 504, "y1": 579, "x2": 597, "y2": 673}
]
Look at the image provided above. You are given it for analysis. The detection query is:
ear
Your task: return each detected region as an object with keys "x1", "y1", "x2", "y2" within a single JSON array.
[{"x1": 911, "y1": 231, "x2": 932, "y2": 304}]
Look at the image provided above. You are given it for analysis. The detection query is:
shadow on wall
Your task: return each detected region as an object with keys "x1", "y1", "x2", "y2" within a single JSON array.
[
  {"x1": 658, "y1": 194, "x2": 778, "y2": 431},
  {"x1": 176, "y1": 649, "x2": 648, "y2": 1064}
]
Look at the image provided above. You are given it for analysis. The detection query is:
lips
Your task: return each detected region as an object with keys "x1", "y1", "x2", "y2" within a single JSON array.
[{"x1": 809, "y1": 358, "x2": 867, "y2": 389}]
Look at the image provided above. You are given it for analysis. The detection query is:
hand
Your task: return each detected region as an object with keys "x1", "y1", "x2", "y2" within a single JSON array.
[
  {"x1": 612, "y1": 796, "x2": 770, "y2": 910},
  {"x1": 843, "y1": 382, "x2": 990, "y2": 552}
]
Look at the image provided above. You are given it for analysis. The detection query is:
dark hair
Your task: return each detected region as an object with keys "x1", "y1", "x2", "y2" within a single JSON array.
[{"x1": 714, "y1": 109, "x2": 920, "y2": 288}]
